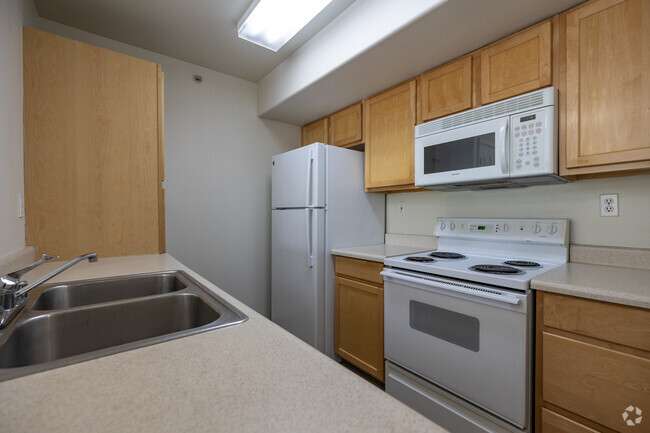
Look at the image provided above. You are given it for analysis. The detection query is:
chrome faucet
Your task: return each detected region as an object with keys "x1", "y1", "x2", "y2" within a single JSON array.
[{"x1": 0, "y1": 252, "x2": 98, "y2": 328}]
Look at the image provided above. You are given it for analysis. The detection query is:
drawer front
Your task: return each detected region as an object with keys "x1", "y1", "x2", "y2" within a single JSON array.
[
  {"x1": 542, "y1": 292, "x2": 650, "y2": 351},
  {"x1": 334, "y1": 255, "x2": 383, "y2": 285},
  {"x1": 541, "y1": 408, "x2": 599, "y2": 433},
  {"x1": 543, "y1": 332, "x2": 650, "y2": 432}
]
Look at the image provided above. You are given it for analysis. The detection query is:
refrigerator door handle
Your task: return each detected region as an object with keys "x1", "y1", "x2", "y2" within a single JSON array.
[
  {"x1": 306, "y1": 208, "x2": 314, "y2": 267},
  {"x1": 305, "y1": 148, "x2": 314, "y2": 207}
]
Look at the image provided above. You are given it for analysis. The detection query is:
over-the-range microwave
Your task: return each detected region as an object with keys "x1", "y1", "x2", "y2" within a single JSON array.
[{"x1": 415, "y1": 87, "x2": 568, "y2": 191}]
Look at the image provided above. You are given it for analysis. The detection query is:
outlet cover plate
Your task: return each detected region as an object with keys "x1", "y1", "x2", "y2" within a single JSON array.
[{"x1": 600, "y1": 193, "x2": 619, "y2": 217}]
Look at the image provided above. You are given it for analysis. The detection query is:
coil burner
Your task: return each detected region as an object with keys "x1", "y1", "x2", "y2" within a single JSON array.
[
  {"x1": 404, "y1": 256, "x2": 436, "y2": 263},
  {"x1": 428, "y1": 252, "x2": 466, "y2": 259},
  {"x1": 469, "y1": 264, "x2": 524, "y2": 275}
]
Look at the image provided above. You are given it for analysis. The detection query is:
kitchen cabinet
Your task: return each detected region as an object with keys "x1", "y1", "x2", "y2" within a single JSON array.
[
  {"x1": 417, "y1": 56, "x2": 473, "y2": 124},
  {"x1": 301, "y1": 117, "x2": 328, "y2": 147},
  {"x1": 329, "y1": 103, "x2": 363, "y2": 147},
  {"x1": 480, "y1": 20, "x2": 552, "y2": 105},
  {"x1": 334, "y1": 256, "x2": 384, "y2": 382},
  {"x1": 560, "y1": 0, "x2": 650, "y2": 178},
  {"x1": 536, "y1": 292, "x2": 650, "y2": 432},
  {"x1": 363, "y1": 80, "x2": 419, "y2": 192},
  {"x1": 23, "y1": 27, "x2": 165, "y2": 260}
]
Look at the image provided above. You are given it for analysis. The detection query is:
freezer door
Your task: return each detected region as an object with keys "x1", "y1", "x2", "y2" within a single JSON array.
[
  {"x1": 271, "y1": 208, "x2": 325, "y2": 350},
  {"x1": 272, "y1": 143, "x2": 325, "y2": 209}
]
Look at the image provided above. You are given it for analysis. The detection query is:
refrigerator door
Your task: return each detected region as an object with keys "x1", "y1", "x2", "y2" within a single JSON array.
[
  {"x1": 271, "y1": 208, "x2": 325, "y2": 350},
  {"x1": 272, "y1": 143, "x2": 325, "y2": 209}
]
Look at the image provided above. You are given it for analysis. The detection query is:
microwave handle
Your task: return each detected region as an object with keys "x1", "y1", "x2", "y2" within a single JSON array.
[{"x1": 499, "y1": 118, "x2": 509, "y2": 174}]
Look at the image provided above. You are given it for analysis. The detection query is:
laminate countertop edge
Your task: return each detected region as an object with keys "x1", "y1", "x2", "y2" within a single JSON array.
[
  {"x1": 532, "y1": 262, "x2": 650, "y2": 310},
  {"x1": 331, "y1": 244, "x2": 431, "y2": 263}
]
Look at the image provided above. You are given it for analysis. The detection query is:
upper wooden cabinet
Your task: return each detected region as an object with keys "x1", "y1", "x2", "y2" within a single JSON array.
[
  {"x1": 301, "y1": 117, "x2": 328, "y2": 147},
  {"x1": 23, "y1": 27, "x2": 165, "y2": 260},
  {"x1": 364, "y1": 80, "x2": 417, "y2": 192},
  {"x1": 418, "y1": 56, "x2": 473, "y2": 124},
  {"x1": 561, "y1": 0, "x2": 650, "y2": 177},
  {"x1": 480, "y1": 20, "x2": 552, "y2": 104},
  {"x1": 301, "y1": 104, "x2": 363, "y2": 148},
  {"x1": 329, "y1": 103, "x2": 363, "y2": 147}
]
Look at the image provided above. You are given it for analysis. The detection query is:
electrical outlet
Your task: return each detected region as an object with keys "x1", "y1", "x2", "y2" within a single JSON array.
[
  {"x1": 399, "y1": 201, "x2": 406, "y2": 214},
  {"x1": 600, "y1": 193, "x2": 619, "y2": 217}
]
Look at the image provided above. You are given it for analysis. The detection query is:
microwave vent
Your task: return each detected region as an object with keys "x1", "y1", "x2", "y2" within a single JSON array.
[{"x1": 416, "y1": 87, "x2": 554, "y2": 137}]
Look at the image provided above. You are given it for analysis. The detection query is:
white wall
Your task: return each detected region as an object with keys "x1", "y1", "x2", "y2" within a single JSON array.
[
  {"x1": 27, "y1": 18, "x2": 299, "y2": 316},
  {"x1": 387, "y1": 174, "x2": 650, "y2": 249},
  {"x1": 0, "y1": 0, "x2": 39, "y2": 259}
]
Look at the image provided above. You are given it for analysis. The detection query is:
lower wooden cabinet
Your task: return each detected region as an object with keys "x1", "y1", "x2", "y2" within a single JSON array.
[
  {"x1": 541, "y1": 408, "x2": 599, "y2": 433},
  {"x1": 536, "y1": 292, "x2": 650, "y2": 432},
  {"x1": 334, "y1": 256, "x2": 384, "y2": 382}
]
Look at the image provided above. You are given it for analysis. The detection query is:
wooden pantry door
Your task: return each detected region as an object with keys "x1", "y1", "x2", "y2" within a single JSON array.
[{"x1": 23, "y1": 27, "x2": 165, "y2": 260}]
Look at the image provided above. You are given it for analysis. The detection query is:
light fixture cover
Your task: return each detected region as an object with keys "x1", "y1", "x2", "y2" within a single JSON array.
[{"x1": 237, "y1": 0, "x2": 333, "y2": 52}]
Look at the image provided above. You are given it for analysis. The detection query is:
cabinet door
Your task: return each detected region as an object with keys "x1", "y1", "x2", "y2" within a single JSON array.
[
  {"x1": 364, "y1": 80, "x2": 416, "y2": 191},
  {"x1": 23, "y1": 27, "x2": 164, "y2": 260},
  {"x1": 418, "y1": 56, "x2": 472, "y2": 123},
  {"x1": 335, "y1": 275, "x2": 384, "y2": 381},
  {"x1": 480, "y1": 20, "x2": 552, "y2": 104},
  {"x1": 563, "y1": 0, "x2": 650, "y2": 172},
  {"x1": 330, "y1": 103, "x2": 363, "y2": 147},
  {"x1": 301, "y1": 117, "x2": 329, "y2": 147},
  {"x1": 542, "y1": 332, "x2": 650, "y2": 432}
]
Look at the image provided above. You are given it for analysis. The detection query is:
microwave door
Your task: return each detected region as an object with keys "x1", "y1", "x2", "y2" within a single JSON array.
[{"x1": 415, "y1": 117, "x2": 509, "y2": 187}]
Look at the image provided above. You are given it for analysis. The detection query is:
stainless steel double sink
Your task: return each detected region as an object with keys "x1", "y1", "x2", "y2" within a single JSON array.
[{"x1": 0, "y1": 271, "x2": 248, "y2": 381}]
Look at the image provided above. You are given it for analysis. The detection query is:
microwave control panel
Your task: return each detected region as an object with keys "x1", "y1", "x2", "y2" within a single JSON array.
[{"x1": 510, "y1": 105, "x2": 556, "y2": 177}]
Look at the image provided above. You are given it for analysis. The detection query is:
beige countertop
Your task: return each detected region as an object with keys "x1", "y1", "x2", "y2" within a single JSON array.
[
  {"x1": 0, "y1": 254, "x2": 443, "y2": 433},
  {"x1": 330, "y1": 244, "x2": 430, "y2": 263},
  {"x1": 532, "y1": 262, "x2": 650, "y2": 309}
]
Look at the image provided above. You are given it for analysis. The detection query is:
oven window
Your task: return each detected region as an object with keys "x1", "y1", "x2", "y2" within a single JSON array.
[
  {"x1": 409, "y1": 300, "x2": 480, "y2": 352},
  {"x1": 423, "y1": 133, "x2": 495, "y2": 174}
]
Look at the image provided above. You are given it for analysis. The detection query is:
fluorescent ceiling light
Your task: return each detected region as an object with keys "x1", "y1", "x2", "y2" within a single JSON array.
[{"x1": 238, "y1": 0, "x2": 333, "y2": 52}]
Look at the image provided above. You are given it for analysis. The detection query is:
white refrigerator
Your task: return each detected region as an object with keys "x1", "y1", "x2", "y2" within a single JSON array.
[{"x1": 271, "y1": 142, "x2": 385, "y2": 358}]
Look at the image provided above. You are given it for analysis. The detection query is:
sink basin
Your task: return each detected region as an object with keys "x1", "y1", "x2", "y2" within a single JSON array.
[
  {"x1": 0, "y1": 271, "x2": 247, "y2": 381},
  {"x1": 32, "y1": 273, "x2": 187, "y2": 310}
]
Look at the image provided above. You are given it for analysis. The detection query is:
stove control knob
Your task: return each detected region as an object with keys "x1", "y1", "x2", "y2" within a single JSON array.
[
  {"x1": 502, "y1": 224, "x2": 511, "y2": 233},
  {"x1": 533, "y1": 224, "x2": 542, "y2": 234},
  {"x1": 547, "y1": 225, "x2": 558, "y2": 235},
  {"x1": 440, "y1": 223, "x2": 446, "y2": 231},
  {"x1": 449, "y1": 223, "x2": 456, "y2": 231}
]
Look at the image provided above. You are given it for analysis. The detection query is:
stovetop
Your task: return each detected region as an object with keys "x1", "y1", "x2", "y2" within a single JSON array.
[{"x1": 384, "y1": 218, "x2": 569, "y2": 291}]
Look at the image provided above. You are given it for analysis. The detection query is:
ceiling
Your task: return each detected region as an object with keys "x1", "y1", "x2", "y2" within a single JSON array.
[{"x1": 32, "y1": 0, "x2": 357, "y2": 83}]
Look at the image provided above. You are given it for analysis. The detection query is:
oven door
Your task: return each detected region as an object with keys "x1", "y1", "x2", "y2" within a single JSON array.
[
  {"x1": 382, "y1": 268, "x2": 531, "y2": 428},
  {"x1": 415, "y1": 116, "x2": 509, "y2": 187}
]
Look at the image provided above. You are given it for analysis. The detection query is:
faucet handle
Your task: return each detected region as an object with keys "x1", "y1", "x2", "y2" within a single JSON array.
[{"x1": 3, "y1": 253, "x2": 59, "y2": 282}]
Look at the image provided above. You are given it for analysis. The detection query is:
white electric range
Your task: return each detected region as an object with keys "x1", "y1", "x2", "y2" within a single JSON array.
[{"x1": 383, "y1": 217, "x2": 569, "y2": 433}]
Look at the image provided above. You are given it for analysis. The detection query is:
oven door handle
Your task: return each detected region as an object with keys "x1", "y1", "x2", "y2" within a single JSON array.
[{"x1": 381, "y1": 269, "x2": 521, "y2": 305}]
